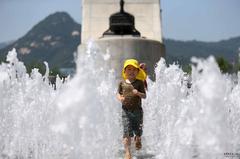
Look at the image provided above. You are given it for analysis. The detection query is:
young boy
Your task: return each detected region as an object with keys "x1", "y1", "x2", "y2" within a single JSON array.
[{"x1": 117, "y1": 59, "x2": 147, "y2": 159}]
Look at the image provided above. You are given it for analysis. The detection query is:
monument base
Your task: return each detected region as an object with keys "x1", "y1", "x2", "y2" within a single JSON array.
[{"x1": 78, "y1": 36, "x2": 165, "y2": 80}]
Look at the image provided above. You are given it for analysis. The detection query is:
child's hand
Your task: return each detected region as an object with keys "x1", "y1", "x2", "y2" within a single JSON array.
[
  {"x1": 132, "y1": 89, "x2": 138, "y2": 96},
  {"x1": 119, "y1": 95, "x2": 125, "y2": 103}
]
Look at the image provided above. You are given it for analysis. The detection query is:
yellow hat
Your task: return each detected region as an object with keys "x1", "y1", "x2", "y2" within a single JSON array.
[{"x1": 122, "y1": 59, "x2": 147, "y2": 81}]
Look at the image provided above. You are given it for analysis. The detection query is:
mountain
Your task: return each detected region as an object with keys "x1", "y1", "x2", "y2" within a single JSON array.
[
  {"x1": 0, "y1": 43, "x2": 6, "y2": 49},
  {"x1": 164, "y1": 37, "x2": 240, "y2": 65},
  {"x1": 0, "y1": 12, "x2": 81, "y2": 68},
  {"x1": 1, "y1": 11, "x2": 239, "y2": 70},
  {"x1": 0, "y1": 40, "x2": 15, "y2": 49}
]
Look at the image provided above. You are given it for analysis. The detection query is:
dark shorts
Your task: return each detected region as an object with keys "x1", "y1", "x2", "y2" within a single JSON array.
[{"x1": 122, "y1": 106, "x2": 143, "y2": 138}]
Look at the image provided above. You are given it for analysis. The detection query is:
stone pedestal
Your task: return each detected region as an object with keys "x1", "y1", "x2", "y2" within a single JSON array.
[
  {"x1": 79, "y1": 36, "x2": 165, "y2": 80},
  {"x1": 81, "y1": 0, "x2": 163, "y2": 43},
  {"x1": 79, "y1": 0, "x2": 165, "y2": 80}
]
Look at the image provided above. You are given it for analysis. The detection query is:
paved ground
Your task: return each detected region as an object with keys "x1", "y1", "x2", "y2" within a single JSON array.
[{"x1": 117, "y1": 148, "x2": 155, "y2": 159}]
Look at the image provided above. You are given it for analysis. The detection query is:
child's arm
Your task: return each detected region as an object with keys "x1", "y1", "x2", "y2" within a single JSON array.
[
  {"x1": 132, "y1": 80, "x2": 146, "y2": 99},
  {"x1": 117, "y1": 81, "x2": 125, "y2": 103},
  {"x1": 117, "y1": 93, "x2": 125, "y2": 102},
  {"x1": 132, "y1": 89, "x2": 146, "y2": 99}
]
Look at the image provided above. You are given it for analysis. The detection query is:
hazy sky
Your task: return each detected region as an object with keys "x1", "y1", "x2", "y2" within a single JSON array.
[
  {"x1": 162, "y1": 0, "x2": 240, "y2": 42},
  {"x1": 0, "y1": 0, "x2": 240, "y2": 43}
]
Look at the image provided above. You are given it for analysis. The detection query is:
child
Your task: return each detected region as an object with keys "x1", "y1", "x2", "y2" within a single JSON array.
[{"x1": 117, "y1": 59, "x2": 147, "y2": 159}]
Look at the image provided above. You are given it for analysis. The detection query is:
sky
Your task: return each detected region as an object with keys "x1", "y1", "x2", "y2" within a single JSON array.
[{"x1": 0, "y1": 0, "x2": 240, "y2": 43}]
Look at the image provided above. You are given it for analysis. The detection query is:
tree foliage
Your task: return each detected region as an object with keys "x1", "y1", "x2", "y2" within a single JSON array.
[
  {"x1": 216, "y1": 57, "x2": 233, "y2": 73},
  {"x1": 182, "y1": 64, "x2": 192, "y2": 74}
]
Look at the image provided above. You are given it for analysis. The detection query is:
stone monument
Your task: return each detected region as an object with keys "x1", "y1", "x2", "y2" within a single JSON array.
[{"x1": 79, "y1": 0, "x2": 165, "y2": 79}]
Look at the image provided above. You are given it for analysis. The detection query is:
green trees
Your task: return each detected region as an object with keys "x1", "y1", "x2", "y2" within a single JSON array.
[
  {"x1": 216, "y1": 57, "x2": 233, "y2": 73},
  {"x1": 182, "y1": 64, "x2": 192, "y2": 74}
]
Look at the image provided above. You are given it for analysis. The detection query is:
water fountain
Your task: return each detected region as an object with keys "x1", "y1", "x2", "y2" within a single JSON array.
[
  {"x1": 1, "y1": 43, "x2": 240, "y2": 159},
  {"x1": 1, "y1": 0, "x2": 240, "y2": 159}
]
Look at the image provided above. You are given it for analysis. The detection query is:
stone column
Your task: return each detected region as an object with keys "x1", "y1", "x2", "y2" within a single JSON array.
[
  {"x1": 79, "y1": 0, "x2": 165, "y2": 80},
  {"x1": 81, "y1": 0, "x2": 163, "y2": 43}
]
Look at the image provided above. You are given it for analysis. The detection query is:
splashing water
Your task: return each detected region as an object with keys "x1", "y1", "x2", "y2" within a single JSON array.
[
  {"x1": 0, "y1": 43, "x2": 240, "y2": 159},
  {"x1": 0, "y1": 49, "x2": 66, "y2": 159}
]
